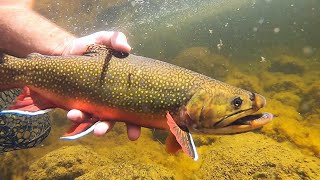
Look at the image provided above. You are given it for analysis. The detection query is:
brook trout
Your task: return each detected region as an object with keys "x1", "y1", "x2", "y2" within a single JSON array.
[{"x1": 0, "y1": 45, "x2": 273, "y2": 160}]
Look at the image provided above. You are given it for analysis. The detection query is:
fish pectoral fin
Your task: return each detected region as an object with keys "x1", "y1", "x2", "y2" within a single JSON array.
[
  {"x1": 60, "y1": 121, "x2": 100, "y2": 140},
  {"x1": 5, "y1": 87, "x2": 53, "y2": 114},
  {"x1": 166, "y1": 112, "x2": 199, "y2": 161}
]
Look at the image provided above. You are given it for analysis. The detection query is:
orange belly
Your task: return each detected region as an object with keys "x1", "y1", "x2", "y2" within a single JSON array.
[{"x1": 31, "y1": 86, "x2": 169, "y2": 130}]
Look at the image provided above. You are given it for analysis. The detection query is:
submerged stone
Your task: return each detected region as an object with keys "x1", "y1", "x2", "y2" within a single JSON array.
[
  {"x1": 172, "y1": 47, "x2": 231, "y2": 81},
  {"x1": 198, "y1": 133, "x2": 320, "y2": 180},
  {"x1": 76, "y1": 162, "x2": 176, "y2": 180},
  {"x1": 269, "y1": 55, "x2": 306, "y2": 74},
  {"x1": 26, "y1": 145, "x2": 109, "y2": 180}
]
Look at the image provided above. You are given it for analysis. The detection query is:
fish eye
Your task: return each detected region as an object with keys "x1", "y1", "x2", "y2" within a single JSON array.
[{"x1": 232, "y1": 97, "x2": 243, "y2": 109}]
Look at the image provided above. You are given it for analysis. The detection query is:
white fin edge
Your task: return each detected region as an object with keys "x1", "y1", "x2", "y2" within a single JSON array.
[
  {"x1": 59, "y1": 121, "x2": 100, "y2": 140},
  {"x1": 0, "y1": 109, "x2": 52, "y2": 116},
  {"x1": 188, "y1": 132, "x2": 199, "y2": 161}
]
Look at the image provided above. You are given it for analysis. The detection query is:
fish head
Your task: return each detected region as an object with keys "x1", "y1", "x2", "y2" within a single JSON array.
[{"x1": 185, "y1": 87, "x2": 273, "y2": 134}]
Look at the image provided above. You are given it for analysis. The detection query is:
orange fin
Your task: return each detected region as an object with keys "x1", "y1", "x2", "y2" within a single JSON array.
[
  {"x1": 165, "y1": 132, "x2": 182, "y2": 154},
  {"x1": 8, "y1": 87, "x2": 53, "y2": 112},
  {"x1": 60, "y1": 121, "x2": 100, "y2": 140},
  {"x1": 1, "y1": 87, "x2": 53, "y2": 116},
  {"x1": 166, "y1": 111, "x2": 199, "y2": 161}
]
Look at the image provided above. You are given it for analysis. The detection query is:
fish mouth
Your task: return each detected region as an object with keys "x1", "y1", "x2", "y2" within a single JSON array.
[
  {"x1": 229, "y1": 112, "x2": 273, "y2": 127},
  {"x1": 195, "y1": 112, "x2": 273, "y2": 135}
]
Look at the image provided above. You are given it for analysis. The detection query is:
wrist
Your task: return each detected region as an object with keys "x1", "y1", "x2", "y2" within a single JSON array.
[{"x1": 0, "y1": 6, "x2": 76, "y2": 57}]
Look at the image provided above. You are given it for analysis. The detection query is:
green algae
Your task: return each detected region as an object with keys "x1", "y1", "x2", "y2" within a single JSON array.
[
  {"x1": 269, "y1": 55, "x2": 306, "y2": 74},
  {"x1": 24, "y1": 131, "x2": 320, "y2": 180},
  {"x1": 1, "y1": 0, "x2": 320, "y2": 179},
  {"x1": 25, "y1": 145, "x2": 110, "y2": 180},
  {"x1": 225, "y1": 70, "x2": 264, "y2": 93},
  {"x1": 76, "y1": 162, "x2": 176, "y2": 180},
  {"x1": 172, "y1": 47, "x2": 231, "y2": 81},
  {"x1": 198, "y1": 133, "x2": 320, "y2": 180}
]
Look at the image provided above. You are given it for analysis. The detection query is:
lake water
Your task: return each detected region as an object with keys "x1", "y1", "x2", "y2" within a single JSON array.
[{"x1": 1, "y1": 0, "x2": 320, "y2": 179}]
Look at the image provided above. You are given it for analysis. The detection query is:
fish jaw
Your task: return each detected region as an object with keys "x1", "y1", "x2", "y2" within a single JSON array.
[{"x1": 192, "y1": 112, "x2": 273, "y2": 134}]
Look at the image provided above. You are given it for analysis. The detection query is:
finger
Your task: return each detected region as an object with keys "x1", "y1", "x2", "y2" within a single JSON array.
[
  {"x1": 110, "y1": 32, "x2": 132, "y2": 52},
  {"x1": 65, "y1": 31, "x2": 131, "y2": 55},
  {"x1": 95, "y1": 31, "x2": 131, "y2": 52},
  {"x1": 0, "y1": 0, "x2": 34, "y2": 8},
  {"x1": 67, "y1": 109, "x2": 90, "y2": 123},
  {"x1": 126, "y1": 123, "x2": 141, "y2": 141},
  {"x1": 93, "y1": 121, "x2": 115, "y2": 136}
]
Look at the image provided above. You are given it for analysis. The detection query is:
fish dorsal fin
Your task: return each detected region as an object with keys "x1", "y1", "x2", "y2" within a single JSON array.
[
  {"x1": 166, "y1": 112, "x2": 199, "y2": 161},
  {"x1": 84, "y1": 44, "x2": 129, "y2": 58},
  {"x1": 84, "y1": 44, "x2": 112, "y2": 57}
]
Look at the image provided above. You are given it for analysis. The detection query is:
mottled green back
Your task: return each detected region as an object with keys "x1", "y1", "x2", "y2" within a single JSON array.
[
  {"x1": 0, "y1": 49, "x2": 248, "y2": 116},
  {"x1": 1, "y1": 52, "x2": 206, "y2": 114}
]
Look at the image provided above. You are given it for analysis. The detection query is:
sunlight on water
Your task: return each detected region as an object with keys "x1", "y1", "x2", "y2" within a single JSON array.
[{"x1": 1, "y1": 0, "x2": 320, "y2": 179}]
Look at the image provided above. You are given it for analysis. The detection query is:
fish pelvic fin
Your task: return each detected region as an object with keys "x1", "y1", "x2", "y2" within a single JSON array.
[
  {"x1": 166, "y1": 111, "x2": 199, "y2": 161},
  {"x1": 60, "y1": 121, "x2": 100, "y2": 140},
  {"x1": 7, "y1": 87, "x2": 54, "y2": 113}
]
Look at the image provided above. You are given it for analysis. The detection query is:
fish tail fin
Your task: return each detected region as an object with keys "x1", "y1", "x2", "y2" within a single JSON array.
[{"x1": 4, "y1": 86, "x2": 54, "y2": 115}]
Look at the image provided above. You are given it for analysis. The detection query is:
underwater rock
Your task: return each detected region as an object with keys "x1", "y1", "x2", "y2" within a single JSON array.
[
  {"x1": 269, "y1": 55, "x2": 306, "y2": 74},
  {"x1": 271, "y1": 92, "x2": 301, "y2": 109},
  {"x1": 76, "y1": 162, "x2": 176, "y2": 180},
  {"x1": 300, "y1": 81, "x2": 320, "y2": 125},
  {"x1": 0, "y1": 151, "x2": 31, "y2": 179},
  {"x1": 225, "y1": 71, "x2": 263, "y2": 93},
  {"x1": 300, "y1": 81, "x2": 320, "y2": 113},
  {"x1": 262, "y1": 98, "x2": 320, "y2": 156},
  {"x1": 198, "y1": 132, "x2": 320, "y2": 180},
  {"x1": 172, "y1": 47, "x2": 231, "y2": 81},
  {"x1": 26, "y1": 145, "x2": 109, "y2": 180},
  {"x1": 261, "y1": 72, "x2": 305, "y2": 95}
]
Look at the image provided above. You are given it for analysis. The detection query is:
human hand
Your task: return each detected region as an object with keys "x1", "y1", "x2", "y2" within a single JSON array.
[
  {"x1": 60, "y1": 31, "x2": 131, "y2": 56},
  {"x1": 63, "y1": 31, "x2": 141, "y2": 141}
]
